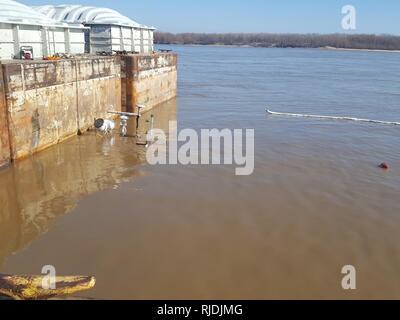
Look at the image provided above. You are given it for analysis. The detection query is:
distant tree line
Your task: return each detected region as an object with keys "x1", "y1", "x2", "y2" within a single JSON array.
[{"x1": 155, "y1": 33, "x2": 400, "y2": 50}]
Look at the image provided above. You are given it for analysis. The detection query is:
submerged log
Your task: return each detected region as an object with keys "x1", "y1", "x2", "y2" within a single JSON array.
[{"x1": 0, "y1": 274, "x2": 96, "y2": 300}]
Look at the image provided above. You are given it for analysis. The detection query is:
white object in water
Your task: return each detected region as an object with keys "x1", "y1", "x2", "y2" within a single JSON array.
[
  {"x1": 95, "y1": 119, "x2": 116, "y2": 133},
  {"x1": 120, "y1": 115, "x2": 129, "y2": 137},
  {"x1": 266, "y1": 109, "x2": 400, "y2": 126}
]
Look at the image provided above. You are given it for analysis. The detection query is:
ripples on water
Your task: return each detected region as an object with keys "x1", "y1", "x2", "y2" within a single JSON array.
[{"x1": 0, "y1": 46, "x2": 399, "y2": 299}]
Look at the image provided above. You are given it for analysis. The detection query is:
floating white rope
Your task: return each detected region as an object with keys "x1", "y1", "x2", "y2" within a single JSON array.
[{"x1": 266, "y1": 109, "x2": 400, "y2": 126}]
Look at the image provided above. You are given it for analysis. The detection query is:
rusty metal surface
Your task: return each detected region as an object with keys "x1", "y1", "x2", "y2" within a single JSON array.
[
  {"x1": 120, "y1": 53, "x2": 178, "y2": 113},
  {"x1": 0, "y1": 64, "x2": 11, "y2": 167},
  {"x1": 1, "y1": 57, "x2": 121, "y2": 160},
  {"x1": 0, "y1": 53, "x2": 176, "y2": 161},
  {"x1": 2, "y1": 57, "x2": 120, "y2": 93}
]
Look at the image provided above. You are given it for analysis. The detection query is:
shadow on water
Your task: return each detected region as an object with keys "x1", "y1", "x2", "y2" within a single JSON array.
[{"x1": 0, "y1": 99, "x2": 177, "y2": 269}]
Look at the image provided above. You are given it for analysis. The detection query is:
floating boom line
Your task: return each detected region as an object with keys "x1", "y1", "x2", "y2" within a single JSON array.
[{"x1": 266, "y1": 109, "x2": 400, "y2": 126}]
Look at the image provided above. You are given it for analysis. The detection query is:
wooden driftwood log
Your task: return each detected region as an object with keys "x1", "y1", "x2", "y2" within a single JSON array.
[{"x1": 0, "y1": 274, "x2": 96, "y2": 300}]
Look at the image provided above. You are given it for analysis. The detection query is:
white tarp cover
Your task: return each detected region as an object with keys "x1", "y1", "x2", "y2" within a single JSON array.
[
  {"x1": 33, "y1": 4, "x2": 155, "y2": 30},
  {"x1": 0, "y1": 0, "x2": 83, "y2": 28}
]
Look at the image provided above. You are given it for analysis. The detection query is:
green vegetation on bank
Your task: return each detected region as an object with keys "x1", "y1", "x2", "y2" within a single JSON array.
[{"x1": 155, "y1": 33, "x2": 400, "y2": 51}]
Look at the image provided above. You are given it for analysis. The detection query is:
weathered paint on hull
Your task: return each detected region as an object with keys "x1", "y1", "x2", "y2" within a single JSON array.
[
  {"x1": 0, "y1": 64, "x2": 11, "y2": 167},
  {"x1": 1, "y1": 57, "x2": 121, "y2": 161},
  {"x1": 121, "y1": 53, "x2": 178, "y2": 114},
  {"x1": 0, "y1": 53, "x2": 177, "y2": 163}
]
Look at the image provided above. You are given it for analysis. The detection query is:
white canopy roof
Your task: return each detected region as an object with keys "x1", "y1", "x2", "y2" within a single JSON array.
[
  {"x1": 0, "y1": 0, "x2": 85, "y2": 28},
  {"x1": 33, "y1": 4, "x2": 155, "y2": 30}
]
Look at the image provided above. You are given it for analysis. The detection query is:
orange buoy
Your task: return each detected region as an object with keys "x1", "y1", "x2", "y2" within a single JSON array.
[{"x1": 379, "y1": 162, "x2": 389, "y2": 170}]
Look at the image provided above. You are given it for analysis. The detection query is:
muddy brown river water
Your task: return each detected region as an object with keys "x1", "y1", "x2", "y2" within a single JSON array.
[{"x1": 1, "y1": 46, "x2": 400, "y2": 299}]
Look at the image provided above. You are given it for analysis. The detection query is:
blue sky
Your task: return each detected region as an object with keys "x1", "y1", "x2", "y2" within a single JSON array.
[{"x1": 23, "y1": 0, "x2": 400, "y2": 34}]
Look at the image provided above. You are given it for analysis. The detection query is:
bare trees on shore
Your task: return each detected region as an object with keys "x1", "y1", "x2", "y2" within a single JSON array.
[{"x1": 155, "y1": 32, "x2": 400, "y2": 50}]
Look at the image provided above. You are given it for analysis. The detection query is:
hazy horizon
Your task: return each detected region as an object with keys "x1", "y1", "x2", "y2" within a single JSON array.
[
  {"x1": 23, "y1": 0, "x2": 400, "y2": 35},
  {"x1": 155, "y1": 31, "x2": 400, "y2": 36}
]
